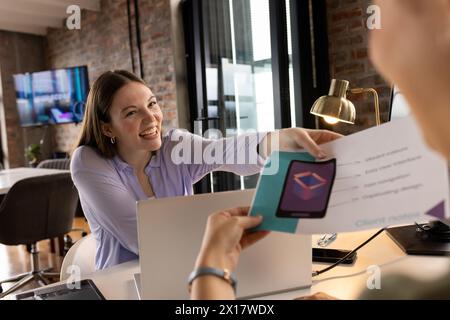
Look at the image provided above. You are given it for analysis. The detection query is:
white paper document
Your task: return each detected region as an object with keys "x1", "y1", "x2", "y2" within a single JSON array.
[
  {"x1": 298, "y1": 116, "x2": 449, "y2": 233},
  {"x1": 250, "y1": 116, "x2": 450, "y2": 234}
]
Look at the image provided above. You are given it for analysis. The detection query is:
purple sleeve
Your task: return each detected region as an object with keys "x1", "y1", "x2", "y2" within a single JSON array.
[
  {"x1": 70, "y1": 147, "x2": 139, "y2": 255},
  {"x1": 163, "y1": 129, "x2": 267, "y2": 183}
]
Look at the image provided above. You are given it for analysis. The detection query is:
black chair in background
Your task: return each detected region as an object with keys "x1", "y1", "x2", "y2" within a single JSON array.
[
  {"x1": 37, "y1": 159, "x2": 70, "y2": 170},
  {"x1": 0, "y1": 173, "x2": 78, "y2": 298},
  {"x1": 37, "y1": 159, "x2": 88, "y2": 254},
  {"x1": 37, "y1": 159, "x2": 84, "y2": 218}
]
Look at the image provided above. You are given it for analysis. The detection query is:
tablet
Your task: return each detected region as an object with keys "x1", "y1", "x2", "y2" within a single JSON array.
[
  {"x1": 276, "y1": 159, "x2": 336, "y2": 219},
  {"x1": 14, "y1": 279, "x2": 105, "y2": 300}
]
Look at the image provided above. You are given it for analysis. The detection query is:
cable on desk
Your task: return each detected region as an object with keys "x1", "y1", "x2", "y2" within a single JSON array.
[{"x1": 312, "y1": 228, "x2": 386, "y2": 277}]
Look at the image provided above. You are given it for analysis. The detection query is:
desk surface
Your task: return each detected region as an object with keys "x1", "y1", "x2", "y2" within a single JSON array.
[
  {"x1": 0, "y1": 168, "x2": 68, "y2": 195},
  {"x1": 263, "y1": 229, "x2": 450, "y2": 299},
  {"x1": 9, "y1": 229, "x2": 450, "y2": 300}
]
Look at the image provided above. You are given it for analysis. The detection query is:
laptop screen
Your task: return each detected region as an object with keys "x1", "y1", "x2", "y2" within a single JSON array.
[{"x1": 389, "y1": 86, "x2": 411, "y2": 121}]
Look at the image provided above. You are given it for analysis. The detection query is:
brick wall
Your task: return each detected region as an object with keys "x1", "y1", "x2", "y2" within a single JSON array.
[
  {"x1": 0, "y1": 31, "x2": 46, "y2": 168},
  {"x1": 45, "y1": 0, "x2": 179, "y2": 154},
  {"x1": 0, "y1": 0, "x2": 390, "y2": 166},
  {"x1": 136, "y1": 0, "x2": 179, "y2": 129},
  {"x1": 326, "y1": 0, "x2": 391, "y2": 135}
]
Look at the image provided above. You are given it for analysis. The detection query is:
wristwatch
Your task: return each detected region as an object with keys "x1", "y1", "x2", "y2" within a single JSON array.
[{"x1": 188, "y1": 267, "x2": 237, "y2": 293}]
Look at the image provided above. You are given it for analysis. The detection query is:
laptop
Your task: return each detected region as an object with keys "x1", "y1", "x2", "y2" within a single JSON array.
[
  {"x1": 136, "y1": 189, "x2": 312, "y2": 299},
  {"x1": 388, "y1": 86, "x2": 411, "y2": 121},
  {"x1": 133, "y1": 273, "x2": 142, "y2": 300}
]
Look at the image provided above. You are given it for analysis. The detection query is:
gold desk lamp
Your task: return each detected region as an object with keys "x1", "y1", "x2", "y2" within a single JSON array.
[
  {"x1": 310, "y1": 79, "x2": 381, "y2": 248},
  {"x1": 310, "y1": 79, "x2": 381, "y2": 128}
]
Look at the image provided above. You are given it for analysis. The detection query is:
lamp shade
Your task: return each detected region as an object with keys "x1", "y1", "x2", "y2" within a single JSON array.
[{"x1": 310, "y1": 79, "x2": 356, "y2": 124}]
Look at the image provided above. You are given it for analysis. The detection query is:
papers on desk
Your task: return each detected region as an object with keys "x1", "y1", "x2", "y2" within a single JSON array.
[{"x1": 250, "y1": 116, "x2": 450, "y2": 234}]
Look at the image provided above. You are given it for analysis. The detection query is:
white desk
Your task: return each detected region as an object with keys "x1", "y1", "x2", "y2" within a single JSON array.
[
  {"x1": 10, "y1": 229, "x2": 450, "y2": 300},
  {"x1": 0, "y1": 168, "x2": 69, "y2": 195}
]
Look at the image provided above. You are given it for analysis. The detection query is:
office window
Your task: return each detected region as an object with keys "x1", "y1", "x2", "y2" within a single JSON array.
[{"x1": 183, "y1": 0, "x2": 330, "y2": 193}]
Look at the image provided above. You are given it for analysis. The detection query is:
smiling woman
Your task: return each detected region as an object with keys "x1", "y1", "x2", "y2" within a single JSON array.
[
  {"x1": 70, "y1": 70, "x2": 341, "y2": 270},
  {"x1": 100, "y1": 81, "x2": 163, "y2": 166}
]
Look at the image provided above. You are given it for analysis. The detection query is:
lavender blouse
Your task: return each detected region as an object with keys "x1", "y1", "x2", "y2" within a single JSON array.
[{"x1": 71, "y1": 129, "x2": 266, "y2": 269}]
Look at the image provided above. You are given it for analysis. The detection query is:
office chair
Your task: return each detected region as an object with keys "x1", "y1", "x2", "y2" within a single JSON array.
[
  {"x1": 60, "y1": 234, "x2": 96, "y2": 282},
  {"x1": 37, "y1": 159, "x2": 88, "y2": 255},
  {"x1": 37, "y1": 159, "x2": 85, "y2": 218},
  {"x1": 37, "y1": 158, "x2": 70, "y2": 170},
  {"x1": 0, "y1": 173, "x2": 78, "y2": 298}
]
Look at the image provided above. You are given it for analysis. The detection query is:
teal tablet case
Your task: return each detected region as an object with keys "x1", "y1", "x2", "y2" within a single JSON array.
[{"x1": 249, "y1": 151, "x2": 315, "y2": 233}]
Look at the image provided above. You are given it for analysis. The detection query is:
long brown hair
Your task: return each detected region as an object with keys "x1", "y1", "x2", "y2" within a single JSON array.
[{"x1": 75, "y1": 70, "x2": 147, "y2": 158}]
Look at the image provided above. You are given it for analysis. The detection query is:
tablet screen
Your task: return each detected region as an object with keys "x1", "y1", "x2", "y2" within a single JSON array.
[{"x1": 277, "y1": 159, "x2": 336, "y2": 219}]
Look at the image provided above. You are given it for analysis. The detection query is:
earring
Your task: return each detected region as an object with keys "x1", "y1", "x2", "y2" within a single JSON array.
[{"x1": 110, "y1": 137, "x2": 116, "y2": 144}]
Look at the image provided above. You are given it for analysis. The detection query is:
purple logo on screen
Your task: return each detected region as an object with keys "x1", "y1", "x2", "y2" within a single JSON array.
[
  {"x1": 277, "y1": 159, "x2": 336, "y2": 219},
  {"x1": 293, "y1": 171, "x2": 327, "y2": 201}
]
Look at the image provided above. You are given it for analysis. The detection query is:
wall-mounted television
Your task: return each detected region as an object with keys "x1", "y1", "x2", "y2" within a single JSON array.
[{"x1": 13, "y1": 66, "x2": 89, "y2": 127}]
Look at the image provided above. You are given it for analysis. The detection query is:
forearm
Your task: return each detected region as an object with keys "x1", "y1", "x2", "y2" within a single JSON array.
[
  {"x1": 186, "y1": 131, "x2": 267, "y2": 181},
  {"x1": 191, "y1": 276, "x2": 235, "y2": 300},
  {"x1": 258, "y1": 130, "x2": 296, "y2": 158},
  {"x1": 217, "y1": 132, "x2": 268, "y2": 175},
  {"x1": 191, "y1": 251, "x2": 237, "y2": 300}
]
